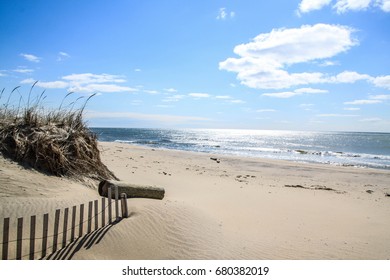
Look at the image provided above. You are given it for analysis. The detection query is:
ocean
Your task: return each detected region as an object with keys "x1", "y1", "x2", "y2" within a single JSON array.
[{"x1": 90, "y1": 128, "x2": 390, "y2": 170}]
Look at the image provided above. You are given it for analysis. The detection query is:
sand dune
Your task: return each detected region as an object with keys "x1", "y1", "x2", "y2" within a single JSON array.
[{"x1": 1, "y1": 141, "x2": 390, "y2": 259}]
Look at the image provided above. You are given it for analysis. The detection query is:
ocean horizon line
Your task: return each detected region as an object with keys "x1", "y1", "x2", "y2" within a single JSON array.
[{"x1": 89, "y1": 126, "x2": 390, "y2": 135}]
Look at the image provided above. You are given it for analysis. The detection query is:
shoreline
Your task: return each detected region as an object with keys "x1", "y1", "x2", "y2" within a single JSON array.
[
  {"x1": 109, "y1": 140, "x2": 390, "y2": 173},
  {"x1": 1, "y1": 141, "x2": 389, "y2": 259}
]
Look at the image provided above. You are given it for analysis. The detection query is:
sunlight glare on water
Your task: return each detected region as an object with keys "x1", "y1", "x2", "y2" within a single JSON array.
[{"x1": 91, "y1": 128, "x2": 390, "y2": 169}]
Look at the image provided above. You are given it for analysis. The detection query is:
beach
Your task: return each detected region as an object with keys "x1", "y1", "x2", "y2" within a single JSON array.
[{"x1": 1, "y1": 141, "x2": 390, "y2": 260}]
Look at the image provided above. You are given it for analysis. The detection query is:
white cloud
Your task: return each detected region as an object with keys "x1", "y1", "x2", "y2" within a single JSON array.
[
  {"x1": 13, "y1": 68, "x2": 34, "y2": 73},
  {"x1": 334, "y1": 0, "x2": 372, "y2": 13},
  {"x1": 163, "y1": 95, "x2": 185, "y2": 102},
  {"x1": 377, "y1": 0, "x2": 390, "y2": 12},
  {"x1": 85, "y1": 111, "x2": 210, "y2": 124},
  {"x1": 36, "y1": 81, "x2": 69, "y2": 89},
  {"x1": 257, "y1": 109, "x2": 277, "y2": 112},
  {"x1": 298, "y1": 0, "x2": 390, "y2": 13},
  {"x1": 344, "y1": 99, "x2": 382, "y2": 104},
  {"x1": 263, "y1": 91, "x2": 300, "y2": 98},
  {"x1": 164, "y1": 88, "x2": 177, "y2": 93},
  {"x1": 230, "y1": 99, "x2": 245, "y2": 104},
  {"x1": 20, "y1": 78, "x2": 68, "y2": 89},
  {"x1": 319, "y1": 60, "x2": 339, "y2": 67},
  {"x1": 20, "y1": 73, "x2": 138, "y2": 93},
  {"x1": 333, "y1": 71, "x2": 372, "y2": 83},
  {"x1": 370, "y1": 94, "x2": 390, "y2": 100},
  {"x1": 20, "y1": 78, "x2": 36, "y2": 84},
  {"x1": 143, "y1": 90, "x2": 159, "y2": 94},
  {"x1": 215, "y1": 95, "x2": 232, "y2": 99},
  {"x1": 372, "y1": 75, "x2": 390, "y2": 89},
  {"x1": 232, "y1": 24, "x2": 356, "y2": 64},
  {"x1": 317, "y1": 113, "x2": 359, "y2": 117},
  {"x1": 294, "y1": 87, "x2": 328, "y2": 94},
  {"x1": 298, "y1": 0, "x2": 332, "y2": 13},
  {"x1": 233, "y1": 24, "x2": 356, "y2": 65},
  {"x1": 263, "y1": 87, "x2": 328, "y2": 98},
  {"x1": 62, "y1": 73, "x2": 126, "y2": 84},
  {"x1": 216, "y1": 8, "x2": 235, "y2": 20},
  {"x1": 188, "y1": 93, "x2": 211, "y2": 98},
  {"x1": 300, "y1": 103, "x2": 314, "y2": 108},
  {"x1": 20, "y1": 53, "x2": 41, "y2": 63},
  {"x1": 344, "y1": 107, "x2": 361, "y2": 110},
  {"x1": 134, "y1": 69, "x2": 142, "y2": 72},
  {"x1": 70, "y1": 83, "x2": 137, "y2": 93},
  {"x1": 220, "y1": 24, "x2": 357, "y2": 89},
  {"x1": 62, "y1": 73, "x2": 137, "y2": 93},
  {"x1": 57, "y1": 51, "x2": 70, "y2": 61},
  {"x1": 59, "y1": 51, "x2": 69, "y2": 57}
]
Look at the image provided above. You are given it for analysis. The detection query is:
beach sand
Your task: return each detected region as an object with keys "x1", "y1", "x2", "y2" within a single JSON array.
[{"x1": 1, "y1": 141, "x2": 390, "y2": 259}]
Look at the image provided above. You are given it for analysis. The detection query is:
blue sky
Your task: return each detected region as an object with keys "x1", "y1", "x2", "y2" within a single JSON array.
[{"x1": 1, "y1": 0, "x2": 389, "y2": 132}]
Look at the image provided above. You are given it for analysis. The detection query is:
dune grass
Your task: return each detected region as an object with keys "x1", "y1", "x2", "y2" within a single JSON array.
[{"x1": 0, "y1": 83, "x2": 116, "y2": 181}]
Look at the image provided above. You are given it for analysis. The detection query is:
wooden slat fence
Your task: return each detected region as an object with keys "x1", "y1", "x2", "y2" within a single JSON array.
[{"x1": 0, "y1": 185, "x2": 128, "y2": 260}]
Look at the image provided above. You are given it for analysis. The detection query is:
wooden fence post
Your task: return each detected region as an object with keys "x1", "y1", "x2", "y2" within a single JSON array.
[
  {"x1": 94, "y1": 200, "x2": 98, "y2": 230},
  {"x1": 79, "y1": 204, "x2": 84, "y2": 237},
  {"x1": 16, "y1": 217, "x2": 23, "y2": 260},
  {"x1": 71, "y1": 206, "x2": 76, "y2": 242},
  {"x1": 2, "y1": 217, "x2": 9, "y2": 260},
  {"x1": 41, "y1": 213, "x2": 49, "y2": 259},
  {"x1": 121, "y1": 193, "x2": 128, "y2": 218},
  {"x1": 52, "y1": 209, "x2": 60, "y2": 253},
  {"x1": 101, "y1": 197, "x2": 106, "y2": 226},
  {"x1": 108, "y1": 187, "x2": 112, "y2": 224},
  {"x1": 62, "y1": 208, "x2": 69, "y2": 248},
  {"x1": 29, "y1": 215, "x2": 36, "y2": 260},
  {"x1": 115, "y1": 185, "x2": 119, "y2": 221},
  {"x1": 87, "y1": 201, "x2": 93, "y2": 234}
]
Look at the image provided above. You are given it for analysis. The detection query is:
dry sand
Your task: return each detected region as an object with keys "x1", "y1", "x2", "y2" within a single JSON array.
[{"x1": 1, "y1": 141, "x2": 390, "y2": 260}]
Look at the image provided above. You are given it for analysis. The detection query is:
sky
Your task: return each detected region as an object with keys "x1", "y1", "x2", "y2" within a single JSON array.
[{"x1": 1, "y1": 0, "x2": 390, "y2": 132}]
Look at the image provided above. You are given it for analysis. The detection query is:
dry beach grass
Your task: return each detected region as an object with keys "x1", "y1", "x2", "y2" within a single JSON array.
[{"x1": 0, "y1": 85, "x2": 115, "y2": 181}]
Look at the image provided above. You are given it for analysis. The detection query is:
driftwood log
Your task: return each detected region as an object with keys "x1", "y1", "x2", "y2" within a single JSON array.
[{"x1": 98, "y1": 180, "x2": 165, "y2": 200}]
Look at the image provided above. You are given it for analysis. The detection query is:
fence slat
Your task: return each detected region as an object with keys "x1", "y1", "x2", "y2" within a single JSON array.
[
  {"x1": 87, "y1": 201, "x2": 93, "y2": 233},
  {"x1": 121, "y1": 193, "x2": 128, "y2": 218},
  {"x1": 2, "y1": 217, "x2": 9, "y2": 260},
  {"x1": 115, "y1": 185, "x2": 119, "y2": 221},
  {"x1": 94, "y1": 200, "x2": 98, "y2": 230},
  {"x1": 79, "y1": 204, "x2": 84, "y2": 237},
  {"x1": 108, "y1": 187, "x2": 112, "y2": 224},
  {"x1": 16, "y1": 217, "x2": 23, "y2": 260},
  {"x1": 71, "y1": 206, "x2": 76, "y2": 242},
  {"x1": 101, "y1": 197, "x2": 106, "y2": 226},
  {"x1": 29, "y1": 215, "x2": 36, "y2": 260},
  {"x1": 62, "y1": 208, "x2": 69, "y2": 248},
  {"x1": 52, "y1": 209, "x2": 60, "y2": 253},
  {"x1": 41, "y1": 213, "x2": 49, "y2": 259}
]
